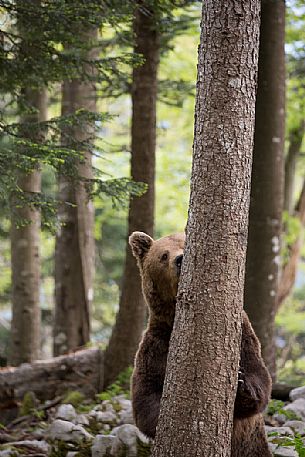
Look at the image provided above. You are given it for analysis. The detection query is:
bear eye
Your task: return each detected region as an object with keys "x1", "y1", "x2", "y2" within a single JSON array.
[{"x1": 161, "y1": 252, "x2": 168, "y2": 262}]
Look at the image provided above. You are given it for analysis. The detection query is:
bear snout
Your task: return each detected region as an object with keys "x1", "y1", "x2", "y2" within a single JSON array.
[{"x1": 175, "y1": 254, "x2": 183, "y2": 275}]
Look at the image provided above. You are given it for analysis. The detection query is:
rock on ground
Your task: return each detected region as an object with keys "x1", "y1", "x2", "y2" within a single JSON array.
[
  {"x1": 290, "y1": 386, "x2": 305, "y2": 402},
  {"x1": 47, "y1": 419, "x2": 93, "y2": 443}
]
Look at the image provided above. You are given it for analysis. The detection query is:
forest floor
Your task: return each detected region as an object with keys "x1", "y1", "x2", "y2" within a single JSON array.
[{"x1": 1, "y1": 384, "x2": 305, "y2": 456}]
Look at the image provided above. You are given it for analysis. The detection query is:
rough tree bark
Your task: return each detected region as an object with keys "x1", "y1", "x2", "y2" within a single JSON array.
[
  {"x1": 9, "y1": 88, "x2": 47, "y2": 366},
  {"x1": 104, "y1": 4, "x2": 159, "y2": 387},
  {"x1": 152, "y1": 1, "x2": 260, "y2": 456},
  {"x1": 244, "y1": 0, "x2": 285, "y2": 380},
  {"x1": 53, "y1": 29, "x2": 97, "y2": 356}
]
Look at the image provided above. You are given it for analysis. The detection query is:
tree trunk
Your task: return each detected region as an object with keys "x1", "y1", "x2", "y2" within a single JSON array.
[
  {"x1": 53, "y1": 29, "x2": 97, "y2": 356},
  {"x1": 103, "y1": 4, "x2": 159, "y2": 387},
  {"x1": 284, "y1": 122, "x2": 305, "y2": 214},
  {"x1": 277, "y1": 179, "x2": 305, "y2": 307},
  {"x1": 244, "y1": 0, "x2": 285, "y2": 381},
  {"x1": 152, "y1": 1, "x2": 260, "y2": 456},
  {"x1": 9, "y1": 88, "x2": 47, "y2": 366},
  {"x1": 0, "y1": 348, "x2": 103, "y2": 424}
]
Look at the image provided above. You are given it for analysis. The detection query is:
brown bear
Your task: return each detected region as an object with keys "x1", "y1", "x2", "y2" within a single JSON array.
[{"x1": 129, "y1": 231, "x2": 272, "y2": 457}]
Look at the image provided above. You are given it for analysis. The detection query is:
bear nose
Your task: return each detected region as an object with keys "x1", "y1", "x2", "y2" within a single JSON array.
[{"x1": 175, "y1": 254, "x2": 183, "y2": 269}]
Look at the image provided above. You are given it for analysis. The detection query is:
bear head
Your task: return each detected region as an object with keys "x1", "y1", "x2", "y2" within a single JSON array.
[{"x1": 129, "y1": 231, "x2": 185, "y2": 323}]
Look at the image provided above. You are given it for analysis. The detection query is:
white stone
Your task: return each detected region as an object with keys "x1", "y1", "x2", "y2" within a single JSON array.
[
  {"x1": 111, "y1": 424, "x2": 148, "y2": 457},
  {"x1": 283, "y1": 420, "x2": 305, "y2": 435},
  {"x1": 0, "y1": 451, "x2": 20, "y2": 457},
  {"x1": 289, "y1": 386, "x2": 305, "y2": 402},
  {"x1": 268, "y1": 443, "x2": 298, "y2": 457},
  {"x1": 103, "y1": 402, "x2": 116, "y2": 414},
  {"x1": 90, "y1": 410, "x2": 117, "y2": 424},
  {"x1": 56, "y1": 404, "x2": 77, "y2": 423},
  {"x1": 265, "y1": 426, "x2": 293, "y2": 437},
  {"x1": 76, "y1": 413, "x2": 90, "y2": 425},
  {"x1": 93, "y1": 401, "x2": 115, "y2": 414},
  {"x1": 283, "y1": 398, "x2": 305, "y2": 421},
  {"x1": 91, "y1": 434, "x2": 116, "y2": 457},
  {"x1": 9, "y1": 440, "x2": 50, "y2": 454},
  {"x1": 119, "y1": 404, "x2": 134, "y2": 425},
  {"x1": 113, "y1": 395, "x2": 131, "y2": 410},
  {"x1": 47, "y1": 419, "x2": 93, "y2": 443},
  {"x1": 273, "y1": 413, "x2": 287, "y2": 425}
]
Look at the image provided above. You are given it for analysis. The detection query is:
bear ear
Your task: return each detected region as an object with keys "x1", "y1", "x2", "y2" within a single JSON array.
[{"x1": 129, "y1": 231, "x2": 153, "y2": 261}]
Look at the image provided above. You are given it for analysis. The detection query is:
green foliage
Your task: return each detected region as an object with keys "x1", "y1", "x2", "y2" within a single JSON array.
[
  {"x1": 0, "y1": 0, "x2": 149, "y2": 222},
  {"x1": 33, "y1": 409, "x2": 45, "y2": 420},
  {"x1": 286, "y1": 1, "x2": 305, "y2": 132},
  {"x1": 276, "y1": 292, "x2": 305, "y2": 385},
  {"x1": 269, "y1": 432, "x2": 305, "y2": 457},
  {"x1": 92, "y1": 178, "x2": 147, "y2": 210},
  {"x1": 97, "y1": 367, "x2": 132, "y2": 401},
  {"x1": 137, "y1": 438, "x2": 151, "y2": 457},
  {"x1": 62, "y1": 390, "x2": 86, "y2": 408},
  {"x1": 282, "y1": 211, "x2": 302, "y2": 265},
  {"x1": 267, "y1": 399, "x2": 302, "y2": 421},
  {"x1": 0, "y1": 445, "x2": 18, "y2": 456},
  {"x1": 49, "y1": 439, "x2": 92, "y2": 457},
  {"x1": 267, "y1": 399, "x2": 286, "y2": 416},
  {"x1": 19, "y1": 391, "x2": 37, "y2": 417}
]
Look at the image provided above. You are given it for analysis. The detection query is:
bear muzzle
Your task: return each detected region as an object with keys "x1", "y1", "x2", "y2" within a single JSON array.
[{"x1": 175, "y1": 254, "x2": 183, "y2": 276}]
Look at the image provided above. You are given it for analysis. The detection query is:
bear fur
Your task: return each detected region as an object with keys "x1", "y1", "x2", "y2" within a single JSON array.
[{"x1": 129, "y1": 231, "x2": 272, "y2": 457}]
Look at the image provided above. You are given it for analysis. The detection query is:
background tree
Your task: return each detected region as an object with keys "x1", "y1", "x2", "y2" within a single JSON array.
[
  {"x1": 9, "y1": 89, "x2": 47, "y2": 366},
  {"x1": 152, "y1": 0, "x2": 260, "y2": 455},
  {"x1": 284, "y1": 122, "x2": 305, "y2": 214},
  {"x1": 244, "y1": 0, "x2": 285, "y2": 380},
  {"x1": 104, "y1": 1, "x2": 160, "y2": 386},
  {"x1": 53, "y1": 28, "x2": 98, "y2": 356},
  {"x1": 9, "y1": 0, "x2": 47, "y2": 365}
]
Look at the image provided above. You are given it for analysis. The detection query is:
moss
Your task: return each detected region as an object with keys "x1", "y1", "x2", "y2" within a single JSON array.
[
  {"x1": 137, "y1": 438, "x2": 151, "y2": 457},
  {"x1": 86, "y1": 417, "x2": 101, "y2": 435},
  {"x1": 267, "y1": 399, "x2": 302, "y2": 421},
  {"x1": 0, "y1": 444, "x2": 19, "y2": 456},
  {"x1": 62, "y1": 390, "x2": 86, "y2": 408},
  {"x1": 49, "y1": 441, "x2": 71, "y2": 457},
  {"x1": 96, "y1": 367, "x2": 133, "y2": 402},
  {"x1": 117, "y1": 444, "x2": 129, "y2": 457},
  {"x1": 77, "y1": 403, "x2": 95, "y2": 414},
  {"x1": 19, "y1": 391, "x2": 37, "y2": 417},
  {"x1": 77, "y1": 441, "x2": 92, "y2": 457},
  {"x1": 112, "y1": 401, "x2": 122, "y2": 413},
  {"x1": 49, "y1": 440, "x2": 94, "y2": 457}
]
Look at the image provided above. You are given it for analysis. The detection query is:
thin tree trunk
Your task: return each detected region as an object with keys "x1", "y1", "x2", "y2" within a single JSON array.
[
  {"x1": 103, "y1": 4, "x2": 159, "y2": 387},
  {"x1": 277, "y1": 179, "x2": 305, "y2": 307},
  {"x1": 9, "y1": 88, "x2": 47, "y2": 366},
  {"x1": 53, "y1": 29, "x2": 97, "y2": 356},
  {"x1": 244, "y1": 0, "x2": 285, "y2": 381},
  {"x1": 284, "y1": 122, "x2": 305, "y2": 214},
  {"x1": 152, "y1": 1, "x2": 260, "y2": 455}
]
